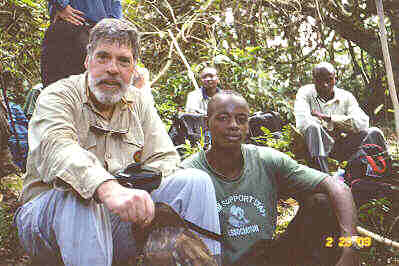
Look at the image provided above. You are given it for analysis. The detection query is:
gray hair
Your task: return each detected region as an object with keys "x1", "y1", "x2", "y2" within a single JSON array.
[
  {"x1": 312, "y1": 62, "x2": 336, "y2": 78},
  {"x1": 87, "y1": 18, "x2": 140, "y2": 63}
]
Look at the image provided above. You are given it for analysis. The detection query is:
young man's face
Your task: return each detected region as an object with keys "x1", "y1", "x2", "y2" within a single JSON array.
[
  {"x1": 207, "y1": 94, "x2": 249, "y2": 149},
  {"x1": 314, "y1": 68, "x2": 335, "y2": 99},
  {"x1": 200, "y1": 68, "x2": 219, "y2": 91},
  {"x1": 85, "y1": 41, "x2": 135, "y2": 105}
]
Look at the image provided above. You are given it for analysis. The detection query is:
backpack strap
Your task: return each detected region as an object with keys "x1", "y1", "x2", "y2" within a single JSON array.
[
  {"x1": 361, "y1": 143, "x2": 387, "y2": 174},
  {"x1": 365, "y1": 155, "x2": 386, "y2": 174},
  {"x1": 182, "y1": 218, "x2": 235, "y2": 251}
]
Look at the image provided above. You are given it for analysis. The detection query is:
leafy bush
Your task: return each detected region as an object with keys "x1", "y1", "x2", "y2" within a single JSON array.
[{"x1": 357, "y1": 198, "x2": 399, "y2": 265}]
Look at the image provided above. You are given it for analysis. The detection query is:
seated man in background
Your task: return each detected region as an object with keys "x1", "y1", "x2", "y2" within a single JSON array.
[
  {"x1": 182, "y1": 90, "x2": 360, "y2": 266},
  {"x1": 294, "y1": 62, "x2": 387, "y2": 173},
  {"x1": 15, "y1": 18, "x2": 221, "y2": 265},
  {"x1": 185, "y1": 66, "x2": 222, "y2": 114}
]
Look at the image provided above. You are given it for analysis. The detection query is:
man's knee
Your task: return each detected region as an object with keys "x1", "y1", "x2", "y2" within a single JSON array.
[
  {"x1": 301, "y1": 193, "x2": 339, "y2": 231},
  {"x1": 365, "y1": 127, "x2": 385, "y2": 139},
  {"x1": 304, "y1": 123, "x2": 323, "y2": 135},
  {"x1": 166, "y1": 168, "x2": 214, "y2": 192},
  {"x1": 303, "y1": 193, "x2": 331, "y2": 210}
]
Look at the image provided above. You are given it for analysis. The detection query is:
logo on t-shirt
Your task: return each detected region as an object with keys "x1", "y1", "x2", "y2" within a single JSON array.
[
  {"x1": 217, "y1": 194, "x2": 266, "y2": 238},
  {"x1": 228, "y1": 205, "x2": 250, "y2": 228}
]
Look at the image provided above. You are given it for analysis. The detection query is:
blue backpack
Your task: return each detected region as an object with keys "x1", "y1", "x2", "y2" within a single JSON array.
[{"x1": 7, "y1": 102, "x2": 28, "y2": 171}]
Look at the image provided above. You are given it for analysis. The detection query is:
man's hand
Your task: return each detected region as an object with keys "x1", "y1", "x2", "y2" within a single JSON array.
[
  {"x1": 54, "y1": 5, "x2": 85, "y2": 26},
  {"x1": 335, "y1": 248, "x2": 360, "y2": 266},
  {"x1": 96, "y1": 180, "x2": 155, "y2": 227},
  {"x1": 311, "y1": 110, "x2": 331, "y2": 122}
]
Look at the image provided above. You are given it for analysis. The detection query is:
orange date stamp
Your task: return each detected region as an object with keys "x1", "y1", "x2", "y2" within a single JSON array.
[{"x1": 325, "y1": 236, "x2": 372, "y2": 248}]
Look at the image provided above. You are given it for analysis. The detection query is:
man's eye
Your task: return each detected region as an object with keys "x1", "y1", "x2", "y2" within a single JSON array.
[
  {"x1": 217, "y1": 116, "x2": 228, "y2": 121},
  {"x1": 118, "y1": 58, "x2": 131, "y2": 67},
  {"x1": 96, "y1": 54, "x2": 109, "y2": 63},
  {"x1": 237, "y1": 116, "x2": 248, "y2": 124}
]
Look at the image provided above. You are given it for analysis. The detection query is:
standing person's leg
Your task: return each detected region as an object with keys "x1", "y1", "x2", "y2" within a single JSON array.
[
  {"x1": 151, "y1": 168, "x2": 221, "y2": 256},
  {"x1": 41, "y1": 21, "x2": 88, "y2": 87},
  {"x1": 15, "y1": 189, "x2": 113, "y2": 266}
]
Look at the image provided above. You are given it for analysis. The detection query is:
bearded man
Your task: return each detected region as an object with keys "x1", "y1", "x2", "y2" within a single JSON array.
[{"x1": 15, "y1": 18, "x2": 221, "y2": 266}]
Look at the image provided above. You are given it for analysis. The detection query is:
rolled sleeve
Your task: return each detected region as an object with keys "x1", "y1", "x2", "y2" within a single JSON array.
[{"x1": 273, "y1": 152, "x2": 328, "y2": 195}]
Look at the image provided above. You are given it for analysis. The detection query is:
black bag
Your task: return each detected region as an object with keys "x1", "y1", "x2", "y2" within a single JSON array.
[
  {"x1": 344, "y1": 144, "x2": 395, "y2": 207},
  {"x1": 344, "y1": 143, "x2": 392, "y2": 183},
  {"x1": 168, "y1": 113, "x2": 206, "y2": 146},
  {"x1": 114, "y1": 162, "x2": 162, "y2": 193},
  {"x1": 247, "y1": 111, "x2": 283, "y2": 143}
]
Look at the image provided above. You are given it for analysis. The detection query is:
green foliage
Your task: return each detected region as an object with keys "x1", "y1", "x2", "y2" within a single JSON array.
[
  {"x1": 1, "y1": 0, "x2": 46, "y2": 82},
  {"x1": 358, "y1": 198, "x2": 399, "y2": 265},
  {"x1": 0, "y1": 176, "x2": 23, "y2": 258},
  {"x1": 250, "y1": 125, "x2": 295, "y2": 158},
  {"x1": 0, "y1": 0, "x2": 46, "y2": 105},
  {"x1": 180, "y1": 127, "x2": 207, "y2": 160}
]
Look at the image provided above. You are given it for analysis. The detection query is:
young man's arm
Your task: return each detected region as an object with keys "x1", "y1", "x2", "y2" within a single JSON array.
[{"x1": 314, "y1": 176, "x2": 360, "y2": 266}]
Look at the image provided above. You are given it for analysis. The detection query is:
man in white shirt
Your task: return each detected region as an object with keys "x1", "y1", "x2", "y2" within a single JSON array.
[
  {"x1": 294, "y1": 62, "x2": 387, "y2": 173},
  {"x1": 185, "y1": 67, "x2": 221, "y2": 114}
]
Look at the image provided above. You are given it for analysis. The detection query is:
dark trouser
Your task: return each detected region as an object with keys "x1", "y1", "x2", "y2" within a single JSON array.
[
  {"x1": 233, "y1": 193, "x2": 342, "y2": 266},
  {"x1": 304, "y1": 125, "x2": 387, "y2": 173},
  {"x1": 41, "y1": 20, "x2": 92, "y2": 87}
]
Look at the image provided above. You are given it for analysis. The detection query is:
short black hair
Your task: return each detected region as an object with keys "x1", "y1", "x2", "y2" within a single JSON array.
[{"x1": 207, "y1": 90, "x2": 248, "y2": 117}]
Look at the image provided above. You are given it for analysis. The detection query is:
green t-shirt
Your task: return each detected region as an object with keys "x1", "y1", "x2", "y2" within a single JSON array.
[{"x1": 181, "y1": 144, "x2": 328, "y2": 264}]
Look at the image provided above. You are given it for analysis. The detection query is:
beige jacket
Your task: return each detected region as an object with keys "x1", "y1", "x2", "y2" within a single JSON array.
[{"x1": 21, "y1": 73, "x2": 180, "y2": 203}]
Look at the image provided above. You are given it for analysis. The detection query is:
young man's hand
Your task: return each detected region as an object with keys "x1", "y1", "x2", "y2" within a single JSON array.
[
  {"x1": 96, "y1": 180, "x2": 155, "y2": 227},
  {"x1": 54, "y1": 5, "x2": 85, "y2": 26}
]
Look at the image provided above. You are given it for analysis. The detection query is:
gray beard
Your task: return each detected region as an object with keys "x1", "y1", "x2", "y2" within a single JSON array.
[{"x1": 87, "y1": 73, "x2": 129, "y2": 106}]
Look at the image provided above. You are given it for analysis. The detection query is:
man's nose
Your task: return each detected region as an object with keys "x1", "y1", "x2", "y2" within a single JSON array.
[
  {"x1": 106, "y1": 59, "x2": 119, "y2": 74},
  {"x1": 228, "y1": 117, "x2": 239, "y2": 128}
]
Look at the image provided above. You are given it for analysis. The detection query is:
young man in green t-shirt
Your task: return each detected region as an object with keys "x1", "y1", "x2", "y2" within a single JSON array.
[{"x1": 181, "y1": 90, "x2": 360, "y2": 265}]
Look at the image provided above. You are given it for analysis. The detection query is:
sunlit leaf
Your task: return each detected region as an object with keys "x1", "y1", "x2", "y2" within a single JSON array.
[
  {"x1": 214, "y1": 54, "x2": 232, "y2": 64},
  {"x1": 374, "y1": 104, "x2": 384, "y2": 115}
]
